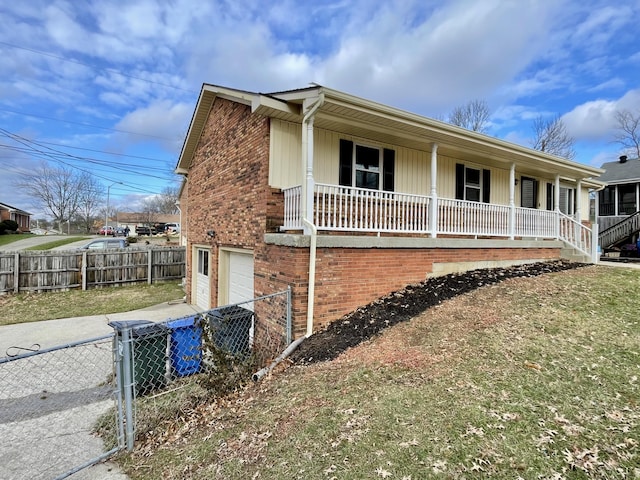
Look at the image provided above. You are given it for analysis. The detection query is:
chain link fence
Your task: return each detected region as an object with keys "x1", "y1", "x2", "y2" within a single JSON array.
[
  {"x1": 0, "y1": 336, "x2": 121, "y2": 480},
  {"x1": 112, "y1": 289, "x2": 292, "y2": 450},
  {"x1": 0, "y1": 289, "x2": 291, "y2": 478}
]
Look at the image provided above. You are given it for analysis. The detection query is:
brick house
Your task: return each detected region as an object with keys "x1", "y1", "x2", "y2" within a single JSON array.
[
  {"x1": 0, "y1": 202, "x2": 31, "y2": 232},
  {"x1": 175, "y1": 84, "x2": 604, "y2": 339}
]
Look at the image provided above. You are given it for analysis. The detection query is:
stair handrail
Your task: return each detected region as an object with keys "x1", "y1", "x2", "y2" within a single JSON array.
[{"x1": 598, "y1": 210, "x2": 640, "y2": 249}]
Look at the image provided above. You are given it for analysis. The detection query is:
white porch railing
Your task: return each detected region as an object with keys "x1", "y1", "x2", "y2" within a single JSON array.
[
  {"x1": 313, "y1": 183, "x2": 431, "y2": 233},
  {"x1": 281, "y1": 184, "x2": 593, "y2": 258}
]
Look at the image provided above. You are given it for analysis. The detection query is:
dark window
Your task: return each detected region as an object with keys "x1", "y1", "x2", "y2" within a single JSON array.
[
  {"x1": 521, "y1": 177, "x2": 539, "y2": 209},
  {"x1": 339, "y1": 140, "x2": 395, "y2": 191},
  {"x1": 456, "y1": 163, "x2": 490, "y2": 203},
  {"x1": 598, "y1": 186, "x2": 615, "y2": 216},
  {"x1": 618, "y1": 184, "x2": 636, "y2": 215}
]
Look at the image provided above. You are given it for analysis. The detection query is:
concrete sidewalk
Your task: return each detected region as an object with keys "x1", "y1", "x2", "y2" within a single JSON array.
[{"x1": 0, "y1": 301, "x2": 202, "y2": 480}]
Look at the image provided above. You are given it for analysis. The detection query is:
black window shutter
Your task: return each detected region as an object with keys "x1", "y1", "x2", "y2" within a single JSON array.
[
  {"x1": 455, "y1": 163, "x2": 465, "y2": 200},
  {"x1": 339, "y1": 139, "x2": 353, "y2": 186},
  {"x1": 383, "y1": 148, "x2": 395, "y2": 192},
  {"x1": 482, "y1": 169, "x2": 491, "y2": 203}
]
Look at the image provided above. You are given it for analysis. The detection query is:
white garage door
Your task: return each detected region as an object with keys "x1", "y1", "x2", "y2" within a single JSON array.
[{"x1": 228, "y1": 251, "x2": 254, "y2": 307}]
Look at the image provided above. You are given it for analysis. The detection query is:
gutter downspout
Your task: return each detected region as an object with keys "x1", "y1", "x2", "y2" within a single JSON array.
[
  {"x1": 252, "y1": 95, "x2": 324, "y2": 382},
  {"x1": 301, "y1": 94, "x2": 324, "y2": 338}
]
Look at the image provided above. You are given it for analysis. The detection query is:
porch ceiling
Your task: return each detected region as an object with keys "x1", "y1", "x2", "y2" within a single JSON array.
[{"x1": 314, "y1": 97, "x2": 602, "y2": 182}]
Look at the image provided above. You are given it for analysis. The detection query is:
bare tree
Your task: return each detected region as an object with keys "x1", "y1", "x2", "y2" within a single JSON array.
[
  {"x1": 17, "y1": 164, "x2": 91, "y2": 232},
  {"x1": 74, "y1": 174, "x2": 104, "y2": 233},
  {"x1": 612, "y1": 109, "x2": 640, "y2": 158},
  {"x1": 448, "y1": 99, "x2": 491, "y2": 133},
  {"x1": 530, "y1": 115, "x2": 576, "y2": 160},
  {"x1": 141, "y1": 186, "x2": 179, "y2": 218}
]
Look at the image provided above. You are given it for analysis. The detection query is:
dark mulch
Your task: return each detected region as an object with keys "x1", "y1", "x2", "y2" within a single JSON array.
[{"x1": 289, "y1": 260, "x2": 586, "y2": 365}]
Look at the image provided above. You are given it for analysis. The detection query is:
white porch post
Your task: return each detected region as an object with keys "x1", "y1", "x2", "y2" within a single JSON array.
[
  {"x1": 509, "y1": 163, "x2": 516, "y2": 239},
  {"x1": 555, "y1": 174, "x2": 561, "y2": 239},
  {"x1": 305, "y1": 116, "x2": 315, "y2": 235},
  {"x1": 429, "y1": 143, "x2": 438, "y2": 238},
  {"x1": 614, "y1": 186, "x2": 619, "y2": 216},
  {"x1": 575, "y1": 179, "x2": 582, "y2": 221}
]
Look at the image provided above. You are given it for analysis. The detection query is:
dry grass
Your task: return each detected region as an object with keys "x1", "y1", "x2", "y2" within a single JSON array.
[
  {"x1": 116, "y1": 265, "x2": 640, "y2": 479},
  {"x1": 0, "y1": 282, "x2": 185, "y2": 326}
]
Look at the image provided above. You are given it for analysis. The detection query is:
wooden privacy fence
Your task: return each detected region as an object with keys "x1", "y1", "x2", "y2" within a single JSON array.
[{"x1": 0, "y1": 246, "x2": 186, "y2": 294}]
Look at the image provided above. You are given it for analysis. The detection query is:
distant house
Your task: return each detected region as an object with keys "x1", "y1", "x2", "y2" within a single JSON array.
[
  {"x1": 0, "y1": 202, "x2": 31, "y2": 232},
  {"x1": 596, "y1": 155, "x2": 640, "y2": 250},
  {"x1": 175, "y1": 84, "x2": 604, "y2": 338},
  {"x1": 114, "y1": 212, "x2": 180, "y2": 234}
]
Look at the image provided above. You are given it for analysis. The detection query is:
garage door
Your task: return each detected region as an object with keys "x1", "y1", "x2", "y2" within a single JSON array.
[{"x1": 228, "y1": 251, "x2": 254, "y2": 307}]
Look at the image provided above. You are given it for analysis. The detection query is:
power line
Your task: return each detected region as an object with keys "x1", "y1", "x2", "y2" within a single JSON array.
[{"x1": 0, "y1": 107, "x2": 178, "y2": 140}]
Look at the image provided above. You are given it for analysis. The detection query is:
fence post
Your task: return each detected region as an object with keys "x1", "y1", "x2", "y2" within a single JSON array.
[
  {"x1": 13, "y1": 252, "x2": 19, "y2": 293},
  {"x1": 81, "y1": 250, "x2": 87, "y2": 291},
  {"x1": 147, "y1": 248, "x2": 153, "y2": 285},
  {"x1": 121, "y1": 327, "x2": 136, "y2": 451},
  {"x1": 591, "y1": 223, "x2": 599, "y2": 263}
]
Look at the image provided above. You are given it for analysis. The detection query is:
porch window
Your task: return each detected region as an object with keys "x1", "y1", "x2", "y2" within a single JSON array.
[
  {"x1": 455, "y1": 164, "x2": 491, "y2": 203},
  {"x1": 339, "y1": 139, "x2": 395, "y2": 191},
  {"x1": 521, "y1": 177, "x2": 538, "y2": 209},
  {"x1": 598, "y1": 186, "x2": 615, "y2": 216},
  {"x1": 546, "y1": 184, "x2": 575, "y2": 215},
  {"x1": 618, "y1": 184, "x2": 636, "y2": 215}
]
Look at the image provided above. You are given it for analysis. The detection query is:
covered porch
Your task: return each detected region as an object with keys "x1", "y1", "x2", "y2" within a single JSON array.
[{"x1": 282, "y1": 181, "x2": 597, "y2": 262}]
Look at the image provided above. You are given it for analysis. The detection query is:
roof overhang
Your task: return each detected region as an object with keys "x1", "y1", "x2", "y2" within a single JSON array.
[{"x1": 175, "y1": 83, "x2": 605, "y2": 183}]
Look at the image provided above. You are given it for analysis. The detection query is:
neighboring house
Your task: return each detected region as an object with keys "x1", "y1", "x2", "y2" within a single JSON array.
[
  {"x1": 175, "y1": 84, "x2": 604, "y2": 339},
  {"x1": 0, "y1": 202, "x2": 31, "y2": 232},
  {"x1": 595, "y1": 155, "x2": 640, "y2": 250},
  {"x1": 115, "y1": 212, "x2": 180, "y2": 234}
]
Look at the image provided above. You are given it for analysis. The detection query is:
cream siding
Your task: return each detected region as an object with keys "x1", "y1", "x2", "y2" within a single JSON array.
[
  {"x1": 268, "y1": 119, "x2": 585, "y2": 216},
  {"x1": 269, "y1": 119, "x2": 302, "y2": 189}
]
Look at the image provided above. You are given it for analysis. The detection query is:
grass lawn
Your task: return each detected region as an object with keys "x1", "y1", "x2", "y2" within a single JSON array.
[
  {"x1": 0, "y1": 281, "x2": 185, "y2": 326},
  {"x1": 114, "y1": 265, "x2": 640, "y2": 479},
  {"x1": 0, "y1": 233, "x2": 34, "y2": 247},
  {"x1": 24, "y1": 236, "x2": 91, "y2": 250}
]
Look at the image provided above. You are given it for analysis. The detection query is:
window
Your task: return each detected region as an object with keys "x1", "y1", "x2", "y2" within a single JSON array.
[
  {"x1": 618, "y1": 184, "x2": 636, "y2": 215},
  {"x1": 197, "y1": 249, "x2": 209, "y2": 276},
  {"x1": 547, "y1": 183, "x2": 576, "y2": 214},
  {"x1": 598, "y1": 186, "x2": 615, "y2": 216},
  {"x1": 455, "y1": 164, "x2": 491, "y2": 203},
  {"x1": 339, "y1": 139, "x2": 395, "y2": 191}
]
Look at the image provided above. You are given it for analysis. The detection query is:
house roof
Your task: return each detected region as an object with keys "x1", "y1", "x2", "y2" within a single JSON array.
[
  {"x1": 175, "y1": 84, "x2": 605, "y2": 186},
  {"x1": 597, "y1": 157, "x2": 640, "y2": 184},
  {"x1": 0, "y1": 202, "x2": 32, "y2": 216}
]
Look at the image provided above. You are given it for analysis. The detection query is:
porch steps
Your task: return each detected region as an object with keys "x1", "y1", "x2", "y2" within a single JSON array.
[{"x1": 560, "y1": 247, "x2": 591, "y2": 264}]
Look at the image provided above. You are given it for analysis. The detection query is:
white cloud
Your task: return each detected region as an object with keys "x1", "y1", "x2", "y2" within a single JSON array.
[
  {"x1": 563, "y1": 89, "x2": 640, "y2": 140},
  {"x1": 113, "y1": 100, "x2": 192, "y2": 153}
]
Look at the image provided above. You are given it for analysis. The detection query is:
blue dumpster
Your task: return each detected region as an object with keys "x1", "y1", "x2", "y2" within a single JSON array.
[{"x1": 168, "y1": 316, "x2": 202, "y2": 377}]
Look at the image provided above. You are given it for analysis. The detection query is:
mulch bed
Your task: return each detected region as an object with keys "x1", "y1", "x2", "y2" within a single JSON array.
[{"x1": 289, "y1": 260, "x2": 586, "y2": 365}]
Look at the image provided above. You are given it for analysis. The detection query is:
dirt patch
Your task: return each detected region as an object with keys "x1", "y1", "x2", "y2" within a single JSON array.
[{"x1": 290, "y1": 260, "x2": 586, "y2": 365}]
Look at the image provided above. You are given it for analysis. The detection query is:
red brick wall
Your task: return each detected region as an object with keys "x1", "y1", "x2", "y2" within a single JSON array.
[
  {"x1": 184, "y1": 98, "x2": 270, "y2": 306},
  {"x1": 258, "y1": 243, "x2": 560, "y2": 338}
]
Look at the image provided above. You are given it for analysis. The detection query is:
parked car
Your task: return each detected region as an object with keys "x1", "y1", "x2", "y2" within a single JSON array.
[
  {"x1": 164, "y1": 223, "x2": 180, "y2": 233},
  {"x1": 113, "y1": 227, "x2": 130, "y2": 237},
  {"x1": 81, "y1": 238, "x2": 129, "y2": 249},
  {"x1": 135, "y1": 226, "x2": 152, "y2": 236},
  {"x1": 99, "y1": 225, "x2": 114, "y2": 235}
]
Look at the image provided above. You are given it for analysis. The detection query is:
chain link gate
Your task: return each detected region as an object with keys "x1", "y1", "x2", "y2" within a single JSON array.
[{"x1": 0, "y1": 335, "x2": 124, "y2": 480}]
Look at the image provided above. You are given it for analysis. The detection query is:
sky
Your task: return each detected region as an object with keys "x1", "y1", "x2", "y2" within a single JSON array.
[{"x1": 1, "y1": 0, "x2": 640, "y2": 220}]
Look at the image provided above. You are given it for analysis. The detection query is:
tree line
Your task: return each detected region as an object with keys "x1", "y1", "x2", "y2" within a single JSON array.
[{"x1": 18, "y1": 164, "x2": 179, "y2": 234}]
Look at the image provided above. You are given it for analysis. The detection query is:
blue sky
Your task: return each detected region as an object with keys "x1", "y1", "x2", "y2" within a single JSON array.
[{"x1": 1, "y1": 0, "x2": 639, "y2": 219}]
